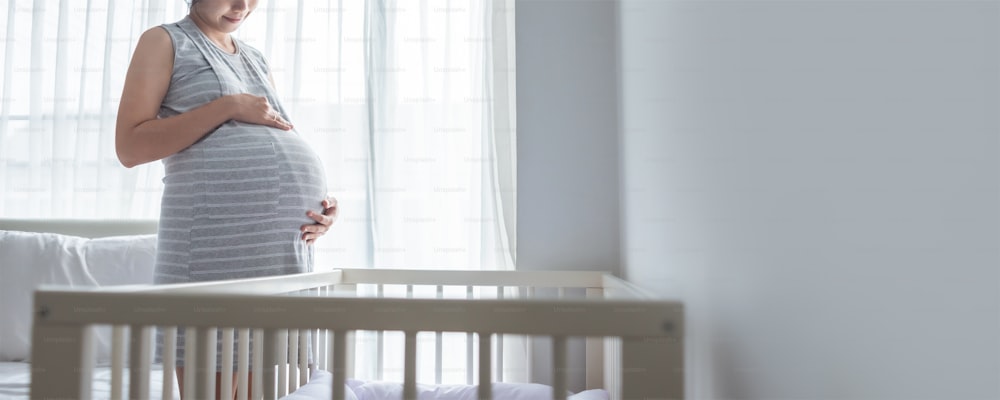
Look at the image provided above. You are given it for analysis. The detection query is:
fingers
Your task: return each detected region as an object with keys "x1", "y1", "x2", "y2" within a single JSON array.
[
  {"x1": 300, "y1": 222, "x2": 327, "y2": 244},
  {"x1": 259, "y1": 97, "x2": 292, "y2": 130},
  {"x1": 306, "y1": 210, "x2": 332, "y2": 226},
  {"x1": 322, "y1": 204, "x2": 338, "y2": 220},
  {"x1": 322, "y1": 197, "x2": 338, "y2": 217},
  {"x1": 324, "y1": 196, "x2": 338, "y2": 208},
  {"x1": 302, "y1": 230, "x2": 324, "y2": 244},
  {"x1": 236, "y1": 94, "x2": 293, "y2": 130},
  {"x1": 300, "y1": 196, "x2": 339, "y2": 245},
  {"x1": 269, "y1": 113, "x2": 293, "y2": 131}
]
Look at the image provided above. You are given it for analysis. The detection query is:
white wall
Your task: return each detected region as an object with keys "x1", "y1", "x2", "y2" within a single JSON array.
[
  {"x1": 515, "y1": 0, "x2": 620, "y2": 275},
  {"x1": 619, "y1": 1, "x2": 999, "y2": 399}
]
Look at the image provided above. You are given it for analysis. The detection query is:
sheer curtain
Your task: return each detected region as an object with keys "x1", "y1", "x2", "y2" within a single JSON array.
[
  {"x1": 0, "y1": 0, "x2": 519, "y2": 384},
  {"x1": 0, "y1": 0, "x2": 180, "y2": 219}
]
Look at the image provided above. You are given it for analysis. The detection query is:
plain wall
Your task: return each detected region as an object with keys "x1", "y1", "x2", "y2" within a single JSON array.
[
  {"x1": 515, "y1": 0, "x2": 620, "y2": 276},
  {"x1": 619, "y1": 1, "x2": 999, "y2": 399},
  {"x1": 515, "y1": 0, "x2": 619, "y2": 391}
]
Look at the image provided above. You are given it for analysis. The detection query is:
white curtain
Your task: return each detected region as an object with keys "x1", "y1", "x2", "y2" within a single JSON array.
[
  {"x1": 0, "y1": 0, "x2": 180, "y2": 219},
  {"x1": 0, "y1": 0, "x2": 520, "y2": 384}
]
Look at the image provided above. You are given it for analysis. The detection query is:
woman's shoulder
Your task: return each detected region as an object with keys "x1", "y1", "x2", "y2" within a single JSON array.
[{"x1": 135, "y1": 25, "x2": 174, "y2": 59}]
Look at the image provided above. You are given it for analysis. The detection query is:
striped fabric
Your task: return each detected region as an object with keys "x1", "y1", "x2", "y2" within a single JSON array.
[{"x1": 153, "y1": 16, "x2": 326, "y2": 369}]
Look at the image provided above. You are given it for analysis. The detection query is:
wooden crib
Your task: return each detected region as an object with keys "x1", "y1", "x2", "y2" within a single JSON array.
[{"x1": 30, "y1": 267, "x2": 682, "y2": 400}]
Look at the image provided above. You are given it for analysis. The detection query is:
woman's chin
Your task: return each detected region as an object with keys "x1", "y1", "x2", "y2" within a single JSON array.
[{"x1": 223, "y1": 16, "x2": 243, "y2": 25}]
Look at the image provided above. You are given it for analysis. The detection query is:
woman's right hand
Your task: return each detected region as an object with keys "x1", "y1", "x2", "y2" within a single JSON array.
[{"x1": 228, "y1": 93, "x2": 293, "y2": 130}]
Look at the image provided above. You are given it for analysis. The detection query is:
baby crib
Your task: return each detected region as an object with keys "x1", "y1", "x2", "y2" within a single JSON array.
[{"x1": 30, "y1": 268, "x2": 683, "y2": 400}]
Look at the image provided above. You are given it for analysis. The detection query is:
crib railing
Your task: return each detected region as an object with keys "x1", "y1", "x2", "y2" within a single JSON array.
[{"x1": 31, "y1": 269, "x2": 683, "y2": 400}]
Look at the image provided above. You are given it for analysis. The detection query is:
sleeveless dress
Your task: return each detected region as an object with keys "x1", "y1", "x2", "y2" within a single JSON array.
[{"x1": 154, "y1": 16, "x2": 326, "y2": 369}]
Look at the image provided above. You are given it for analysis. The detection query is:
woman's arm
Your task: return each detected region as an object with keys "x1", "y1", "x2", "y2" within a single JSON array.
[{"x1": 115, "y1": 28, "x2": 292, "y2": 168}]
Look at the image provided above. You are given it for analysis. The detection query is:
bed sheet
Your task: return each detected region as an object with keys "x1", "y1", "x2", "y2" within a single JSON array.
[
  {"x1": 284, "y1": 369, "x2": 609, "y2": 400},
  {"x1": 0, "y1": 361, "x2": 179, "y2": 400}
]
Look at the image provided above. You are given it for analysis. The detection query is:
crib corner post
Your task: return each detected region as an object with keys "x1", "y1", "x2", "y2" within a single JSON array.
[
  {"x1": 585, "y1": 288, "x2": 605, "y2": 390},
  {"x1": 621, "y1": 334, "x2": 684, "y2": 400},
  {"x1": 30, "y1": 322, "x2": 95, "y2": 400},
  {"x1": 621, "y1": 307, "x2": 684, "y2": 400}
]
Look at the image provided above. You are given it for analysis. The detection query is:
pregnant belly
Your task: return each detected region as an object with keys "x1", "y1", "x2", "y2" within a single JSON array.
[{"x1": 163, "y1": 124, "x2": 327, "y2": 223}]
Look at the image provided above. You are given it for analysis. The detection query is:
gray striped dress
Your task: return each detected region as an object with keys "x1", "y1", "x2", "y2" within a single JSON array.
[{"x1": 154, "y1": 16, "x2": 326, "y2": 369}]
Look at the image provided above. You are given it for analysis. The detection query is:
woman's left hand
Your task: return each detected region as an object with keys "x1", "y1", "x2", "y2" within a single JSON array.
[{"x1": 301, "y1": 195, "x2": 338, "y2": 245}]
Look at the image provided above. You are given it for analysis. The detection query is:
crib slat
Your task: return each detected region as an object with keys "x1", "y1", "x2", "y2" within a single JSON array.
[
  {"x1": 403, "y1": 331, "x2": 417, "y2": 400},
  {"x1": 319, "y1": 328, "x2": 328, "y2": 371},
  {"x1": 221, "y1": 328, "x2": 234, "y2": 400},
  {"x1": 467, "y1": 286, "x2": 474, "y2": 385},
  {"x1": 313, "y1": 286, "x2": 324, "y2": 375},
  {"x1": 332, "y1": 331, "x2": 347, "y2": 400},
  {"x1": 496, "y1": 286, "x2": 504, "y2": 383},
  {"x1": 606, "y1": 337, "x2": 622, "y2": 400},
  {"x1": 525, "y1": 287, "x2": 534, "y2": 383},
  {"x1": 376, "y1": 284, "x2": 384, "y2": 380},
  {"x1": 434, "y1": 332, "x2": 443, "y2": 384},
  {"x1": 253, "y1": 328, "x2": 265, "y2": 400},
  {"x1": 315, "y1": 287, "x2": 325, "y2": 372},
  {"x1": 277, "y1": 329, "x2": 289, "y2": 398},
  {"x1": 434, "y1": 331, "x2": 443, "y2": 384},
  {"x1": 195, "y1": 327, "x2": 218, "y2": 400},
  {"x1": 466, "y1": 332, "x2": 474, "y2": 385},
  {"x1": 288, "y1": 329, "x2": 299, "y2": 393},
  {"x1": 478, "y1": 333, "x2": 492, "y2": 400},
  {"x1": 552, "y1": 336, "x2": 568, "y2": 400},
  {"x1": 111, "y1": 325, "x2": 125, "y2": 400},
  {"x1": 238, "y1": 328, "x2": 251, "y2": 400},
  {"x1": 183, "y1": 328, "x2": 196, "y2": 400},
  {"x1": 299, "y1": 330, "x2": 310, "y2": 386},
  {"x1": 335, "y1": 284, "x2": 358, "y2": 380},
  {"x1": 325, "y1": 328, "x2": 334, "y2": 373},
  {"x1": 128, "y1": 325, "x2": 152, "y2": 400},
  {"x1": 162, "y1": 327, "x2": 177, "y2": 400},
  {"x1": 435, "y1": 285, "x2": 443, "y2": 384},
  {"x1": 345, "y1": 331, "x2": 356, "y2": 383},
  {"x1": 262, "y1": 329, "x2": 278, "y2": 400}
]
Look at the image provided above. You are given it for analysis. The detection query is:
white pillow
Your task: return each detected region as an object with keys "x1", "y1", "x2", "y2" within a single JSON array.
[
  {"x1": 0, "y1": 231, "x2": 92, "y2": 361},
  {"x1": 0, "y1": 231, "x2": 157, "y2": 363},
  {"x1": 83, "y1": 234, "x2": 157, "y2": 287}
]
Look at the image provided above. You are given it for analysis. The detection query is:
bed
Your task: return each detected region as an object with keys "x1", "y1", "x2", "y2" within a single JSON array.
[{"x1": 0, "y1": 219, "x2": 683, "y2": 400}]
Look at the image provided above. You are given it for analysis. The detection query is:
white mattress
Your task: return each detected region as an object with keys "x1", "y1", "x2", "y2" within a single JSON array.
[
  {"x1": 292, "y1": 370, "x2": 609, "y2": 400},
  {"x1": 0, "y1": 362, "x2": 608, "y2": 400},
  {"x1": 0, "y1": 361, "x2": 179, "y2": 400}
]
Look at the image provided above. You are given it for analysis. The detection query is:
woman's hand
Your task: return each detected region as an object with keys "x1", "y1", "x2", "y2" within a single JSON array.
[
  {"x1": 301, "y1": 195, "x2": 339, "y2": 245},
  {"x1": 228, "y1": 93, "x2": 293, "y2": 130}
]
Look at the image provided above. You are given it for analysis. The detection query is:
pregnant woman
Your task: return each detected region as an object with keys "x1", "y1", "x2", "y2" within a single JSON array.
[{"x1": 115, "y1": 0, "x2": 336, "y2": 398}]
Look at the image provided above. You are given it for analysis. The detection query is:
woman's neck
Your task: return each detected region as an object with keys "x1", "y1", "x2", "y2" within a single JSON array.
[{"x1": 188, "y1": 13, "x2": 235, "y2": 52}]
